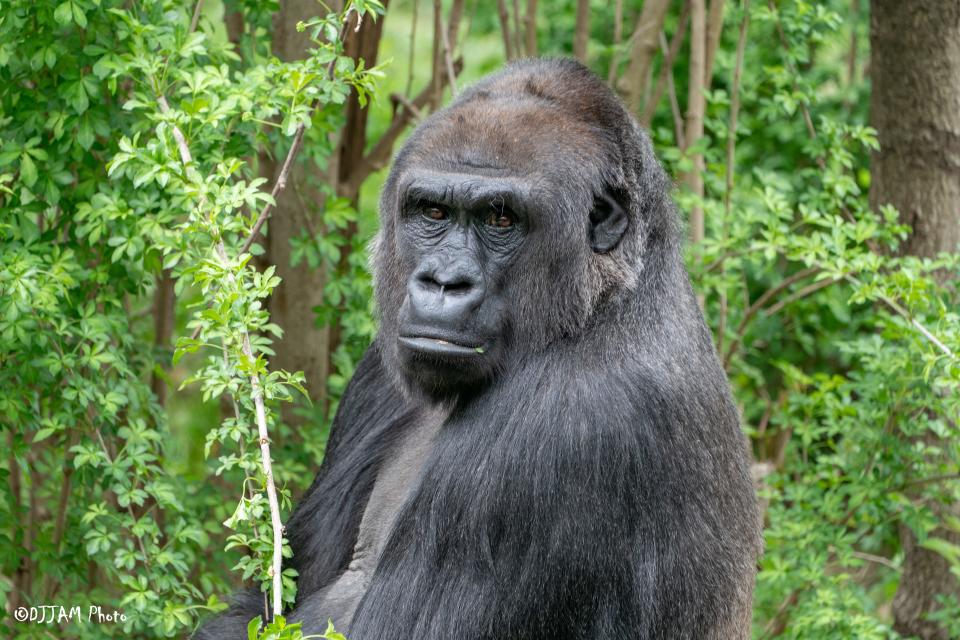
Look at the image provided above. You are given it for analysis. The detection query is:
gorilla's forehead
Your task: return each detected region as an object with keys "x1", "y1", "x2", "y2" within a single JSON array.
[{"x1": 404, "y1": 97, "x2": 611, "y2": 189}]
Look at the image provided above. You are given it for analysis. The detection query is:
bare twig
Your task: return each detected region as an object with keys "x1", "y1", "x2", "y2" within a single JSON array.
[
  {"x1": 188, "y1": 0, "x2": 204, "y2": 35},
  {"x1": 661, "y1": 32, "x2": 686, "y2": 149},
  {"x1": 717, "y1": 0, "x2": 751, "y2": 354},
  {"x1": 524, "y1": 0, "x2": 537, "y2": 56},
  {"x1": 511, "y1": 0, "x2": 523, "y2": 57},
  {"x1": 573, "y1": 0, "x2": 590, "y2": 61},
  {"x1": 764, "y1": 275, "x2": 841, "y2": 316},
  {"x1": 684, "y1": 0, "x2": 707, "y2": 252},
  {"x1": 704, "y1": 0, "x2": 726, "y2": 83},
  {"x1": 496, "y1": 0, "x2": 514, "y2": 60},
  {"x1": 440, "y1": 9, "x2": 459, "y2": 95},
  {"x1": 607, "y1": 0, "x2": 624, "y2": 86},
  {"x1": 343, "y1": 57, "x2": 463, "y2": 195},
  {"x1": 851, "y1": 550, "x2": 898, "y2": 570},
  {"x1": 390, "y1": 92, "x2": 425, "y2": 121},
  {"x1": 242, "y1": 316, "x2": 285, "y2": 616},
  {"x1": 641, "y1": 3, "x2": 690, "y2": 126},
  {"x1": 406, "y1": 0, "x2": 418, "y2": 96}
]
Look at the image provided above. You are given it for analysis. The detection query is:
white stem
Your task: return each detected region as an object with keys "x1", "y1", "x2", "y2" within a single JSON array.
[{"x1": 157, "y1": 92, "x2": 287, "y2": 617}]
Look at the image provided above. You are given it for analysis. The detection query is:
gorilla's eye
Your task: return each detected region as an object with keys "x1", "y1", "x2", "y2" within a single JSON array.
[
  {"x1": 422, "y1": 206, "x2": 447, "y2": 222},
  {"x1": 485, "y1": 209, "x2": 514, "y2": 228}
]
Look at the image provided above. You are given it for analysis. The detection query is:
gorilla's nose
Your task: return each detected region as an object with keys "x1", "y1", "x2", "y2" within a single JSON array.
[{"x1": 407, "y1": 261, "x2": 484, "y2": 327}]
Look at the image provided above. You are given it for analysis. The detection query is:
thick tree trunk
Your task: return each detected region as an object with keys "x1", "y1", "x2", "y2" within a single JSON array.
[
  {"x1": 870, "y1": 1, "x2": 960, "y2": 258},
  {"x1": 870, "y1": 2, "x2": 960, "y2": 638}
]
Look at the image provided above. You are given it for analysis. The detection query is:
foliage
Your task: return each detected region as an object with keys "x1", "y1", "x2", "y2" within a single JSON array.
[
  {"x1": 657, "y1": 2, "x2": 960, "y2": 637},
  {"x1": 0, "y1": 0, "x2": 381, "y2": 637}
]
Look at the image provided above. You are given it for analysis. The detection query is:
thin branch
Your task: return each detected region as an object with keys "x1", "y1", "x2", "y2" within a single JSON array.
[
  {"x1": 343, "y1": 57, "x2": 463, "y2": 195},
  {"x1": 904, "y1": 473, "x2": 960, "y2": 489},
  {"x1": 850, "y1": 550, "x2": 898, "y2": 571},
  {"x1": 764, "y1": 275, "x2": 840, "y2": 316},
  {"x1": 511, "y1": 0, "x2": 523, "y2": 57},
  {"x1": 390, "y1": 92, "x2": 424, "y2": 122},
  {"x1": 406, "y1": 0, "x2": 418, "y2": 96},
  {"x1": 189, "y1": 0, "x2": 204, "y2": 35},
  {"x1": 661, "y1": 31, "x2": 686, "y2": 150},
  {"x1": 704, "y1": 0, "x2": 726, "y2": 84},
  {"x1": 607, "y1": 0, "x2": 624, "y2": 86},
  {"x1": 240, "y1": 24, "x2": 347, "y2": 256},
  {"x1": 440, "y1": 7, "x2": 459, "y2": 95},
  {"x1": 641, "y1": 3, "x2": 690, "y2": 126},
  {"x1": 573, "y1": 0, "x2": 590, "y2": 61},
  {"x1": 684, "y1": 0, "x2": 707, "y2": 252},
  {"x1": 723, "y1": 266, "x2": 820, "y2": 368},
  {"x1": 242, "y1": 324, "x2": 284, "y2": 616},
  {"x1": 496, "y1": 0, "x2": 514, "y2": 60},
  {"x1": 717, "y1": 0, "x2": 751, "y2": 354},
  {"x1": 843, "y1": 274, "x2": 955, "y2": 358},
  {"x1": 524, "y1": 0, "x2": 537, "y2": 56}
]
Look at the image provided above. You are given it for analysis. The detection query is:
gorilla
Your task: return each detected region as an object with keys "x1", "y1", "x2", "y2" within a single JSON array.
[{"x1": 197, "y1": 58, "x2": 761, "y2": 639}]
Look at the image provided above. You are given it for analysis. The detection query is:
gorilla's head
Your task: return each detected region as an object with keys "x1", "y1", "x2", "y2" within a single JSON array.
[{"x1": 373, "y1": 59, "x2": 676, "y2": 399}]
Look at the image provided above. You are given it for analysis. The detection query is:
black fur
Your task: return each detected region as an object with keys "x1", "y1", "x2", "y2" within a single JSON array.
[{"x1": 195, "y1": 58, "x2": 761, "y2": 640}]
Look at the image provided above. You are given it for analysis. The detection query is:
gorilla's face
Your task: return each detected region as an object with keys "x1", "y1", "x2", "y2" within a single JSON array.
[
  {"x1": 375, "y1": 63, "x2": 640, "y2": 400},
  {"x1": 393, "y1": 172, "x2": 529, "y2": 394}
]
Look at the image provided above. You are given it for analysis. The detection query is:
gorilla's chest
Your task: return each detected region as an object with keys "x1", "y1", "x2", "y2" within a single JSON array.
[{"x1": 313, "y1": 410, "x2": 445, "y2": 627}]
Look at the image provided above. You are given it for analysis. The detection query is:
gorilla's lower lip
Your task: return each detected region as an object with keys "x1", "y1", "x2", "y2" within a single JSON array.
[{"x1": 398, "y1": 336, "x2": 485, "y2": 357}]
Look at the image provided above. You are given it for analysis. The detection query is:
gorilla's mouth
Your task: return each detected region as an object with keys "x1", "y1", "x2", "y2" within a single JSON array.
[{"x1": 398, "y1": 334, "x2": 486, "y2": 358}]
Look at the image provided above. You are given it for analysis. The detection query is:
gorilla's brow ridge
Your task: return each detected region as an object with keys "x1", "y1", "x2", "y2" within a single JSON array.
[{"x1": 401, "y1": 174, "x2": 530, "y2": 215}]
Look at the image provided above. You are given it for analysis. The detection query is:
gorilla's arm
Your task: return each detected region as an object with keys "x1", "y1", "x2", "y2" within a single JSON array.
[{"x1": 193, "y1": 343, "x2": 408, "y2": 639}]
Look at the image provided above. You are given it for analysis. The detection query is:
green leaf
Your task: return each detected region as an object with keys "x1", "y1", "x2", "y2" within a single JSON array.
[
  {"x1": 72, "y1": 2, "x2": 87, "y2": 28},
  {"x1": 247, "y1": 615, "x2": 262, "y2": 640},
  {"x1": 33, "y1": 427, "x2": 57, "y2": 443},
  {"x1": 19, "y1": 154, "x2": 37, "y2": 188},
  {"x1": 54, "y1": 1, "x2": 73, "y2": 25}
]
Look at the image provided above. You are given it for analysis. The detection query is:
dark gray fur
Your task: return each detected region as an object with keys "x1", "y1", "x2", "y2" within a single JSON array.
[{"x1": 195, "y1": 58, "x2": 761, "y2": 640}]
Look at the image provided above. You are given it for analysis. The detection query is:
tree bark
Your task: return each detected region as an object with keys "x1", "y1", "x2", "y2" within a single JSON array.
[
  {"x1": 573, "y1": 0, "x2": 590, "y2": 62},
  {"x1": 264, "y1": 0, "x2": 338, "y2": 420},
  {"x1": 870, "y1": 2, "x2": 960, "y2": 638},
  {"x1": 870, "y1": 1, "x2": 960, "y2": 258},
  {"x1": 619, "y1": 0, "x2": 673, "y2": 113}
]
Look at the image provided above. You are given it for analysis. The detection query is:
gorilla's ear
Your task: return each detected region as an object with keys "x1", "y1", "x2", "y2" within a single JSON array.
[{"x1": 588, "y1": 189, "x2": 629, "y2": 253}]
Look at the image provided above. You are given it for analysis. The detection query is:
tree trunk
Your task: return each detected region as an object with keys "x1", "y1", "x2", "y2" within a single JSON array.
[
  {"x1": 870, "y1": 2, "x2": 960, "y2": 638},
  {"x1": 870, "y1": 1, "x2": 960, "y2": 259},
  {"x1": 265, "y1": 0, "x2": 337, "y2": 420}
]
